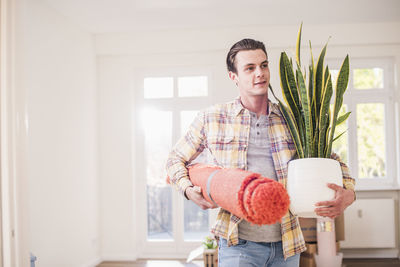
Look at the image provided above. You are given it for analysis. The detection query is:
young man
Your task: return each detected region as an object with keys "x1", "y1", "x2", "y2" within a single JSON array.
[{"x1": 166, "y1": 39, "x2": 356, "y2": 266}]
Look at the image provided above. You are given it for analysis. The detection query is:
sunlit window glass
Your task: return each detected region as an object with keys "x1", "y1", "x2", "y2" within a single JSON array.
[
  {"x1": 184, "y1": 200, "x2": 209, "y2": 241},
  {"x1": 353, "y1": 68, "x2": 384, "y2": 89},
  {"x1": 142, "y1": 109, "x2": 173, "y2": 240},
  {"x1": 144, "y1": 77, "x2": 173, "y2": 98},
  {"x1": 357, "y1": 103, "x2": 386, "y2": 178}
]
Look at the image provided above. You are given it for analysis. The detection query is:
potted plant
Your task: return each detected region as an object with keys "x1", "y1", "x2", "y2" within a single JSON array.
[
  {"x1": 202, "y1": 236, "x2": 218, "y2": 267},
  {"x1": 269, "y1": 24, "x2": 350, "y2": 267}
]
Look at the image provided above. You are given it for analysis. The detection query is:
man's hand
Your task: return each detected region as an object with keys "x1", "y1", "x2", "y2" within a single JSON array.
[
  {"x1": 185, "y1": 186, "x2": 218, "y2": 210},
  {"x1": 314, "y1": 183, "x2": 355, "y2": 219}
]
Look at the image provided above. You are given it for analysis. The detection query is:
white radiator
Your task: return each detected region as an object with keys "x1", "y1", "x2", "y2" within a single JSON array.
[{"x1": 341, "y1": 198, "x2": 396, "y2": 248}]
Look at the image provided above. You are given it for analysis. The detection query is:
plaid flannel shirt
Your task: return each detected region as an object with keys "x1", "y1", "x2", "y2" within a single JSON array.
[{"x1": 166, "y1": 97, "x2": 355, "y2": 259}]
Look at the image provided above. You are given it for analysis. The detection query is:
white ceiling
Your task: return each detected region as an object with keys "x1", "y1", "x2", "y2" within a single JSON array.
[{"x1": 41, "y1": 0, "x2": 400, "y2": 33}]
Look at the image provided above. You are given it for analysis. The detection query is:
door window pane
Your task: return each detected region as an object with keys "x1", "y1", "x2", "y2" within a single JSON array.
[
  {"x1": 332, "y1": 105, "x2": 349, "y2": 164},
  {"x1": 178, "y1": 76, "x2": 208, "y2": 97},
  {"x1": 143, "y1": 109, "x2": 173, "y2": 240},
  {"x1": 144, "y1": 77, "x2": 173, "y2": 98},
  {"x1": 357, "y1": 103, "x2": 386, "y2": 178},
  {"x1": 184, "y1": 200, "x2": 209, "y2": 241},
  {"x1": 353, "y1": 68, "x2": 384, "y2": 89},
  {"x1": 181, "y1": 110, "x2": 210, "y2": 240}
]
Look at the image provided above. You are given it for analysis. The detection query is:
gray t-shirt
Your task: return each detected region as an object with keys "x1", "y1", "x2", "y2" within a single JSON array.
[{"x1": 238, "y1": 111, "x2": 282, "y2": 242}]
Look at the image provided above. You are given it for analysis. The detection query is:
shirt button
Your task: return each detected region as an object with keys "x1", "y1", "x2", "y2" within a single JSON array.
[
  {"x1": 256, "y1": 123, "x2": 259, "y2": 127},
  {"x1": 257, "y1": 132, "x2": 260, "y2": 135}
]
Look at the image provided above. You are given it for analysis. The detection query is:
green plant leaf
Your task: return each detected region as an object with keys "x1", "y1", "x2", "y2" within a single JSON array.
[
  {"x1": 314, "y1": 42, "x2": 328, "y2": 128},
  {"x1": 296, "y1": 22, "x2": 303, "y2": 67},
  {"x1": 308, "y1": 42, "x2": 315, "y2": 109},
  {"x1": 308, "y1": 64, "x2": 314, "y2": 107},
  {"x1": 296, "y1": 62, "x2": 312, "y2": 157},
  {"x1": 318, "y1": 70, "x2": 333, "y2": 157},
  {"x1": 324, "y1": 124, "x2": 331, "y2": 156},
  {"x1": 323, "y1": 65, "x2": 329, "y2": 96},
  {"x1": 326, "y1": 55, "x2": 350, "y2": 157},
  {"x1": 280, "y1": 53, "x2": 298, "y2": 111},
  {"x1": 269, "y1": 84, "x2": 279, "y2": 101},
  {"x1": 278, "y1": 102, "x2": 305, "y2": 158},
  {"x1": 274, "y1": 24, "x2": 351, "y2": 160},
  {"x1": 308, "y1": 41, "x2": 318, "y2": 156},
  {"x1": 280, "y1": 53, "x2": 305, "y2": 151},
  {"x1": 281, "y1": 53, "x2": 301, "y2": 113},
  {"x1": 333, "y1": 130, "x2": 347, "y2": 142},
  {"x1": 337, "y1": 111, "x2": 351, "y2": 125},
  {"x1": 269, "y1": 84, "x2": 304, "y2": 158},
  {"x1": 295, "y1": 68, "x2": 306, "y2": 152}
]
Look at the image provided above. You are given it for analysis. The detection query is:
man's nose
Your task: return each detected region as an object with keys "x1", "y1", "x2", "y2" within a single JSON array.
[{"x1": 255, "y1": 66, "x2": 264, "y2": 77}]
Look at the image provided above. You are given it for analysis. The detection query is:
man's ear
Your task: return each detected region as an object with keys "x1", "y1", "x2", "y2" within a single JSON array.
[{"x1": 228, "y1": 71, "x2": 238, "y2": 84}]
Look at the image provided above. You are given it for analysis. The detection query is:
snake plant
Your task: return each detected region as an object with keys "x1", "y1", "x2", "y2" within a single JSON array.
[{"x1": 270, "y1": 24, "x2": 350, "y2": 158}]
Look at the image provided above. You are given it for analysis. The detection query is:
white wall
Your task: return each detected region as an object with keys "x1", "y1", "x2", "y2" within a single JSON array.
[
  {"x1": 97, "y1": 22, "x2": 400, "y2": 259},
  {"x1": 14, "y1": 0, "x2": 99, "y2": 266},
  {"x1": 97, "y1": 56, "x2": 136, "y2": 260}
]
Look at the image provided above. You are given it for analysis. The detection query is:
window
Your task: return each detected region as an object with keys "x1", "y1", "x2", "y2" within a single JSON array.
[
  {"x1": 135, "y1": 72, "x2": 215, "y2": 257},
  {"x1": 142, "y1": 109, "x2": 173, "y2": 240},
  {"x1": 144, "y1": 77, "x2": 174, "y2": 99},
  {"x1": 328, "y1": 58, "x2": 396, "y2": 189}
]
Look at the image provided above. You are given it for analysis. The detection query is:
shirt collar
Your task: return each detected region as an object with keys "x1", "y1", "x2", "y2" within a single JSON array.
[{"x1": 232, "y1": 96, "x2": 280, "y2": 117}]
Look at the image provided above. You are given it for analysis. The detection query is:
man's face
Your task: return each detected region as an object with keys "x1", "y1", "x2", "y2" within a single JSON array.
[{"x1": 229, "y1": 49, "x2": 270, "y2": 99}]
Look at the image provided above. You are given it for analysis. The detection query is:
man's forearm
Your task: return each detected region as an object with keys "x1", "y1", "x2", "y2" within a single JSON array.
[{"x1": 166, "y1": 155, "x2": 193, "y2": 196}]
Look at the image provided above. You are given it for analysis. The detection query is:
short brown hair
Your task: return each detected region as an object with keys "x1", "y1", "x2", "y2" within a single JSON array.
[{"x1": 226, "y1": 39, "x2": 267, "y2": 73}]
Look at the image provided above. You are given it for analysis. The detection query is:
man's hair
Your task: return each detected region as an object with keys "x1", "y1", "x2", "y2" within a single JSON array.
[{"x1": 226, "y1": 38, "x2": 267, "y2": 73}]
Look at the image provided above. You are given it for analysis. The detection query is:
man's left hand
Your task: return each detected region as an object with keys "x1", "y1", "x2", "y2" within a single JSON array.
[{"x1": 314, "y1": 183, "x2": 355, "y2": 219}]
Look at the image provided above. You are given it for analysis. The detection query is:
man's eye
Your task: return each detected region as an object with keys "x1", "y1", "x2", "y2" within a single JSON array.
[
  {"x1": 246, "y1": 67, "x2": 254, "y2": 71},
  {"x1": 262, "y1": 63, "x2": 269, "y2": 68}
]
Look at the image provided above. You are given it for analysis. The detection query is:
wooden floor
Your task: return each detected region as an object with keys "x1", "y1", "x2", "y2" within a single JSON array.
[
  {"x1": 97, "y1": 260, "x2": 203, "y2": 267},
  {"x1": 97, "y1": 258, "x2": 400, "y2": 267}
]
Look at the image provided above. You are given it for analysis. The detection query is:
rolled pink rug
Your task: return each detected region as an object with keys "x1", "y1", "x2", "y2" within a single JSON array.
[{"x1": 178, "y1": 164, "x2": 290, "y2": 225}]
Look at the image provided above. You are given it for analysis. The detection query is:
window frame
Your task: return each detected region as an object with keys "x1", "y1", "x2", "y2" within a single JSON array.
[{"x1": 326, "y1": 57, "x2": 397, "y2": 190}]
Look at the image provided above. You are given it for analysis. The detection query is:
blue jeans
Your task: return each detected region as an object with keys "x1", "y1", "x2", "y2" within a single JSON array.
[{"x1": 218, "y1": 238, "x2": 300, "y2": 267}]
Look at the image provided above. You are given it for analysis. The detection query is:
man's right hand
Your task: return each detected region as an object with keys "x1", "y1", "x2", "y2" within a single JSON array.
[{"x1": 185, "y1": 186, "x2": 218, "y2": 210}]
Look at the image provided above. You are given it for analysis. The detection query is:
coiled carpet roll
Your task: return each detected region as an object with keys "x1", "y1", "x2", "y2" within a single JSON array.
[{"x1": 185, "y1": 164, "x2": 290, "y2": 225}]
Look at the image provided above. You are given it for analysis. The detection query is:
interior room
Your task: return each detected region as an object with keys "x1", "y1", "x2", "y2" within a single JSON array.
[{"x1": 1, "y1": 0, "x2": 400, "y2": 266}]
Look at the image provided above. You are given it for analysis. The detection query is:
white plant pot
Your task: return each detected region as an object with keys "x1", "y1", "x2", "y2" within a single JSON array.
[{"x1": 287, "y1": 158, "x2": 343, "y2": 218}]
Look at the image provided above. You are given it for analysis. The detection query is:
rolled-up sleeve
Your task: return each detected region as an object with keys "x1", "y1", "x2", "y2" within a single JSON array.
[{"x1": 166, "y1": 110, "x2": 207, "y2": 196}]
